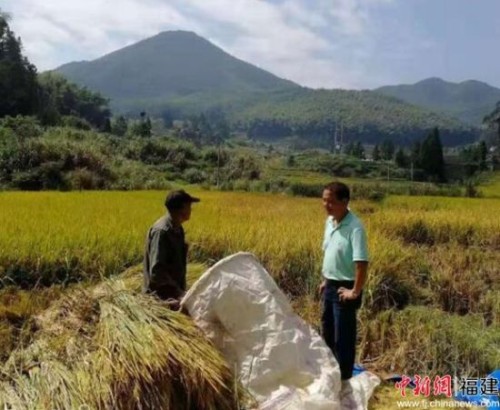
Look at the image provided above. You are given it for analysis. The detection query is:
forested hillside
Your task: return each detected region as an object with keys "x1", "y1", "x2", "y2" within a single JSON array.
[{"x1": 55, "y1": 31, "x2": 477, "y2": 146}]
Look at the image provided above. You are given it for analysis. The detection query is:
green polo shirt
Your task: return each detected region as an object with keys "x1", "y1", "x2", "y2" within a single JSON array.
[{"x1": 322, "y1": 211, "x2": 369, "y2": 281}]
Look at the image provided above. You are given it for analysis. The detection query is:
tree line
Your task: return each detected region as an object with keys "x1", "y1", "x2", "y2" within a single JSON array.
[
  {"x1": 363, "y1": 128, "x2": 446, "y2": 182},
  {"x1": 0, "y1": 11, "x2": 110, "y2": 129}
]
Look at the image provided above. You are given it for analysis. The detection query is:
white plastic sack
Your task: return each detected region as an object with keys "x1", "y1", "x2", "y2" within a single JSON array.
[{"x1": 182, "y1": 252, "x2": 380, "y2": 410}]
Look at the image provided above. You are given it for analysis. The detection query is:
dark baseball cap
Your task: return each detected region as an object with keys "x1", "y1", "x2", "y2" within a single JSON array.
[{"x1": 165, "y1": 190, "x2": 200, "y2": 211}]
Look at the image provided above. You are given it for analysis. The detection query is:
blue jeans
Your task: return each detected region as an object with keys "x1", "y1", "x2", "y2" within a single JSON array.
[{"x1": 321, "y1": 279, "x2": 362, "y2": 380}]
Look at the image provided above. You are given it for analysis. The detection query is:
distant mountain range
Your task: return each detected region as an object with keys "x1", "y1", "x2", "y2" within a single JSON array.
[
  {"x1": 55, "y1": 31, "x2": 481, "y2": 146},
  {"x1": 375, "y1": 77, "x2": 500, "y2": 126}
]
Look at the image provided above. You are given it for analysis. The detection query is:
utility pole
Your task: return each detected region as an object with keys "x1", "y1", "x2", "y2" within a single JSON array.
[
  {"x1": 333, "y1": 123, "x2": 338, "y2": 155},
  {"x1": 216, "y1": 134, "x2": 221, "y2": 188},
  {"x1": 340, "y1": 120, "x2": 344, "y2": 153}
]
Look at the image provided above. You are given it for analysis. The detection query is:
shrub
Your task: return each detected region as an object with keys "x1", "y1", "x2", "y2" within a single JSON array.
[
  {"x1": 11, "y1": 170, "x2": 43, "y2": 190},
  {"x1": 286, "y1": 183, "x2": 322, "y2": 198},
  {"x1": 233, "y1": 179, "x2": 250, "y2": 191},
  {"x1": 61, "y1": 115, "x2": 92, "y2": 131},
  {"x1": 183, "y1": 168, "x2": 207, "y2": 184},
  {"x1": 0, "y1": 116, "x2": 42, "y2": 140},
  {"x1": 66, "y1": 168, "x2": 103, "y2": 190}
]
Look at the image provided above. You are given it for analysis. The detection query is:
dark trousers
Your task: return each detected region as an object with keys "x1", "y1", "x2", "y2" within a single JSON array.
[{"x1": 321, "y1": 279, "x2": 362, "y2": 380}]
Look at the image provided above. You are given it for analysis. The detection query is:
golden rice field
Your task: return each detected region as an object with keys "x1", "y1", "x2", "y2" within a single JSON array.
[
  {"x1": 0, "y1": 187, "x2": 499, "y2": 409},
  {"x1": 481, "y1": 171, "x2": 500, "y2": 198},
  {"x1": 1, "y1": 189, "x2": 498, "y2": 290}
]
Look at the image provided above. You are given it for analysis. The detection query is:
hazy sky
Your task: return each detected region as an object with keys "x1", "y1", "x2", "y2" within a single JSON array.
[{"x1": 2, "y1": 0, "x2": 500, "y2": 89}]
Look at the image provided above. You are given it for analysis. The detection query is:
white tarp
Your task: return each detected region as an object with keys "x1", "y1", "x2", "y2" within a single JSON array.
[{"x1": 181, "y1": 252, "x2": 380, "y2": 410}]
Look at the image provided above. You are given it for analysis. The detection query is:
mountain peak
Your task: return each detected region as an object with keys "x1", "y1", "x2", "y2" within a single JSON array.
[
  {"x1": 157, "y1": 29, "x2": 197, "y2": 36},
  {"x1": 55, "y1": 30, "x2": 296, "y2": 102},
  {"x1": 152, "y1": 30, "x2": 204, "y2": 41},
  {"x1": 457, "y1": 79, "x2": 494, "y2": 89},
  {"x1": 417, "y1": 77, "x2": 446, "y2": 85},
  {"x1": 376, "y1": 78, "x2": 500, "y2": 125}
]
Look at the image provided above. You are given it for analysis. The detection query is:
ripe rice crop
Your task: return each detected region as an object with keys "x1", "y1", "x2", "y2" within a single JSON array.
[{"x1": 0, "y1": 189, "x2": 499, "y2": 377}]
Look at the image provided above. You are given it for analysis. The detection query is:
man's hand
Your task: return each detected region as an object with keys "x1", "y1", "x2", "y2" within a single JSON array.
[
  {"x1": 165, "y1": 298, "x2": 181, "y2": 311},
  {"x1": 318, "y1": 280, "x2": 327, "y2": 296},
  {"x1": 337, "y1": 287, "x2": 358, "y2": 302}
]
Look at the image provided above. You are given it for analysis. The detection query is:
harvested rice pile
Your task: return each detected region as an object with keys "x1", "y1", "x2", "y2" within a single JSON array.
[{"x1": 0, "y1": 274, "x2": 244, "y2": 410}]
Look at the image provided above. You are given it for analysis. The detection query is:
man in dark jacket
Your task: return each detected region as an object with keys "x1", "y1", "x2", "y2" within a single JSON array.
[{"x1": 143, "y1": 190, "x2": 200, "y2": 310}]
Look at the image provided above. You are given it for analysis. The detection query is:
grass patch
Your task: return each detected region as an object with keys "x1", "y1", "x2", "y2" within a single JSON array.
[{"x1": 359, "y1": 306, "x2": 500, "y2": 377}]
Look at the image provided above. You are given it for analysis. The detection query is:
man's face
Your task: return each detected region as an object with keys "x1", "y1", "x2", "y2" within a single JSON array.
[
  {"x1": 322, "y1": 189, "x2": 347, "y2": 216},
  {"x1": 178, "y1": 202, "x2": 192, "y2": 223}
]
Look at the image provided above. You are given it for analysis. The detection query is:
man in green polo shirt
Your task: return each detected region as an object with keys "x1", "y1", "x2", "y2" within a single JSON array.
[
  {"x1": 319, "y1": 181, "x2": 369, "y2": 380},
  {"x1": 143, "y1": 190, "x2": 200, "y2": 310}
]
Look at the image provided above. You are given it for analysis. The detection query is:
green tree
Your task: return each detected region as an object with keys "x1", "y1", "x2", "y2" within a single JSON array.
[
  {"x1": 37, "y1": 72, "x2": 110, "y2": 128},
  {"x1": 343, "y1": 142, "x2": 355, "y2": 156},
  {"x1": 133, "y1": 112, "x2": 152, "y2": 138},
  {"x1": 102, "y1": 118, "x2": 112, "y2": 133},
  {"x1": 483, "y1": 101, "x2": 500, "y2": 146},
  {"x1": 0, "y1": 11, "x2": 38, "y2": 117},
  {"x1": 112, "y1": 116, "x2": 128, "y2": 137},
  {"x1": 372, "y1": 144, "x2": 381, "y2": 161},
  {"x1": 420, "y1": 127, "x2": 445, "y2": 181},
  {"x1": 381, "y1": 139, "x2": 395, "y2": 160},
  {"x1": 197, "y1": 113, "x2": 212, "y2": 141},
  {"x1": 144, "y1": 116, "x2": 152, "y2": 138},
  {"x1": 478, "y1": 140, "x2": 488, "y2": 170},
  {"x1": 395, "y1": 147, "x2": 409, "y2": 168},
  {"x1": 214, "y1": 117, "x2": 230, "y2": 142},
  {"x1": 161, "y1": 109, "x2": 174, "y2": 128},
  {"x1": 411, "y1": 141, "x2": 422, "y2": 168},
  {"x1": 460, "y1": 141, "x2": 489, "y2": 174},
  {"x1": 352, "y1": 141, "x2": 365, "y2": 159}
]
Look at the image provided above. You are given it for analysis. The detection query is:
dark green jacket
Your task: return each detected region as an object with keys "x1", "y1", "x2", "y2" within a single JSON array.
[{"x1": 143, "y1": 215, "x2": 187, "y2": 300}]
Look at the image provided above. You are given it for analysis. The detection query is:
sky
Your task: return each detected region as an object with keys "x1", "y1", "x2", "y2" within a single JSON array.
[{"x1": 2, "y1": 0, "x2": 500, "y2": 90}]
